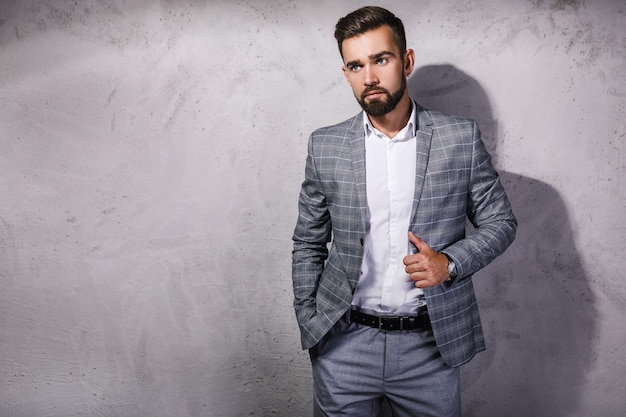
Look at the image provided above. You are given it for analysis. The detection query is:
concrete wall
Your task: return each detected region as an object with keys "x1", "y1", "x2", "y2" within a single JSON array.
[{"x1": 0, "y1": 0, "x2": 624, "y2": 416}]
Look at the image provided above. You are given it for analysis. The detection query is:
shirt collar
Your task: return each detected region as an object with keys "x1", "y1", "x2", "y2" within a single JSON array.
[{"x1": 363, "y1": 100, "x2": 418, "y2": 140}]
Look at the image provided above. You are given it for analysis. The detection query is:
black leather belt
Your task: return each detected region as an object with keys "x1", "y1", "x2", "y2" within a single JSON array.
[{"x1": 348, "y1": 307, "x2": 431, "y2": 331}]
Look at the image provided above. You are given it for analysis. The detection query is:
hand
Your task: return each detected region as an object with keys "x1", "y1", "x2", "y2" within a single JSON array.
[{"x1": 403, "y1": 232, "x2": 450, "y2": 288}]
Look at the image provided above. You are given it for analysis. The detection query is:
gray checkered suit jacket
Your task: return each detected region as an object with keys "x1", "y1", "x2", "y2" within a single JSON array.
[{"x1": 292, "y1": 105, "x2": 517, "y2": 367}]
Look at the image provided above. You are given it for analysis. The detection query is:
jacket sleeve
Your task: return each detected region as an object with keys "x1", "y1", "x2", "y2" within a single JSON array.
[
  {"x1": 443, "y1": 121, "x2": 517, "y2": 280},
  {"x1": 291, "y1": 134, "x2": 332, "y2": 331}
]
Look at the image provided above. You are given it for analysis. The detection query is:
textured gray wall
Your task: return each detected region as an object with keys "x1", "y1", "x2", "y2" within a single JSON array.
[{"x1": 0, "y1": 0, "x2": 624, "y2": 416}]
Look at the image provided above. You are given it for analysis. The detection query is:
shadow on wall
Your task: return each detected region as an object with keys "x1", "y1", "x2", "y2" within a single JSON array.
[{"x1": 380, "y1": 65, "x2": 597, "y2": 417}]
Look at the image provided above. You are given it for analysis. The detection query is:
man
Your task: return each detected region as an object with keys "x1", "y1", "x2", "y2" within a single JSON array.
[{"x1": 292, "y1": 6, "x2": 516, "y2": 417}]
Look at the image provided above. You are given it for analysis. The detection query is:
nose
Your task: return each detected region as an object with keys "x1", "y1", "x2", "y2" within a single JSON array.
[{"x1": 364, "y1": 65, "x2": 379, "y2": 86}]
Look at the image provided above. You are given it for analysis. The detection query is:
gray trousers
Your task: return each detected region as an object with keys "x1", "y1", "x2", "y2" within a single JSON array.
[{"x1": 310, "y1": 314, "x2": 461, "y2": 417}]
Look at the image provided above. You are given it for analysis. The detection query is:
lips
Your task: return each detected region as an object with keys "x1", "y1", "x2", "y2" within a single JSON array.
[{"x1": 363, "y1": 89, "x2": 387, "y2": 100}]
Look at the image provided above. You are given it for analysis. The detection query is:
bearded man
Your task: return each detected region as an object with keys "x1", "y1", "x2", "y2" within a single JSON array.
[{"x1": 292, "y1": 6, "x2": 517, "y2": 417}]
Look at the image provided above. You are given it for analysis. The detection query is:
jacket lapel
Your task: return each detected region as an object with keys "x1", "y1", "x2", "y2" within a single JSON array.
[
  {"x1": 348, "y1": 113, "x2": 368, "y2": 234},
  {"x1": 411, "y1": 107, "x2": 434, "y2": 221}
]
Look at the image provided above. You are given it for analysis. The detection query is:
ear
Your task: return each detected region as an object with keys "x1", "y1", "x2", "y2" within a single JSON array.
[
  {"x1": 342, "y1": 65, "x2": 349, "y2": 81},
  {"x1": 404, "y1": 48, "x2": 415, "y2": 77}
]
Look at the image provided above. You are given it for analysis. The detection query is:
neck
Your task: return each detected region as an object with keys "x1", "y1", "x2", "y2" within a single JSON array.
[{"x1": 368, "y1": 92, "x2": 412, "y2": 138}]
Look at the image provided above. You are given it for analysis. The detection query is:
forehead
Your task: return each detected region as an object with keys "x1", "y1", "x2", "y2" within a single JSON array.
[{"x1": 341, "y1": 25, "x2": 400, "y2": 63}]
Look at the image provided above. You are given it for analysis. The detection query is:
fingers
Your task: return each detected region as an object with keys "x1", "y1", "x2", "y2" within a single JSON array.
[
  {"x1": 408, "y1": 270, "x2": 443, "y2": 288},
  {"x1": 404, "y1": 232, "x2": 428, "y2": 268},
  {"x1": 413, "y1": 277, "x2": 434, "y2": 289},
  {"x1": 404, "y1": 254, "x2": 434, "y2": 287},
  {"x1": 407, "y1": 231, "x2": 434, "y2": 255},
  {"x1": 406, "y1": 266, "x2": 439, "y2": 288},
  {"x1": 407, "y1": 231, "x2": 424, "y2": 252},
  {"x1": 405, "y1": 233, "x2": 448, "y2": 288}
]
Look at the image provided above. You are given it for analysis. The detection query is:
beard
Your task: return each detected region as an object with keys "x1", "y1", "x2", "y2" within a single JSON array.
[{"x1": 356, "y1": 74, "x2": 406, "y2": 117}]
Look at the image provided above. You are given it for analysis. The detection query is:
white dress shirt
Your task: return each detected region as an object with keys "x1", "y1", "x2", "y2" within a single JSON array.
[{"x1": 352, "y1": 103, "x2": 426, "y2": 315}]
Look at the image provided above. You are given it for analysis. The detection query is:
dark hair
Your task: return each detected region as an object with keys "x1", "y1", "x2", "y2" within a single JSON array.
[{"x1": 334, "y1": 6, "x2": 406, "y2": 58}]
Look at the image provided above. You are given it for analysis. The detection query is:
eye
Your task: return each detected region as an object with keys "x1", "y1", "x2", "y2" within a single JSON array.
[
  {"x1": 376, "y1": 57, "x2": 387, "y2": 65},
  {"x1": 350, "y1": 64, "x2": 362, "y2": 72}
]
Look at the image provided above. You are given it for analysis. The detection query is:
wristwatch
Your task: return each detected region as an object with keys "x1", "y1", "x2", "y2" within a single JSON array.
[{"x1": 443, "y1": 254, "x2": 458, "y2": 282}]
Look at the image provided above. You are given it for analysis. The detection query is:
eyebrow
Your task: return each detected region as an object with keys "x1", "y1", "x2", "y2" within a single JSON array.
[{"x1": 345, "y1": 50, "x2": 396, "y2": 68}]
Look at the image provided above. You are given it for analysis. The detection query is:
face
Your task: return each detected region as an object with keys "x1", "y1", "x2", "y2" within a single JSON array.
[{"x1": 341, "y1": 25, "x2": 414, "y2": 117}]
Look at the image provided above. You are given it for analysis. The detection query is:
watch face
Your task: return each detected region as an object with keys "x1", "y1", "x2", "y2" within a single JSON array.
[{"x1": 448, "y1": 262, "x2": 457, "y2": 277}]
